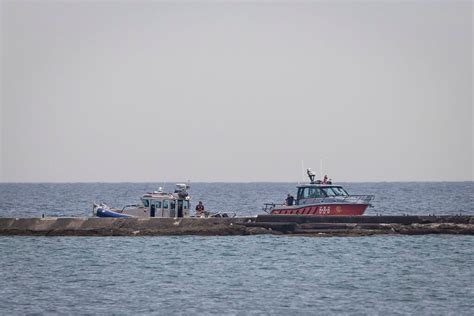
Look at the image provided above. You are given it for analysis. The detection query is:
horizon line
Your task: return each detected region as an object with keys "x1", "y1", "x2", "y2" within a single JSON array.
[{"x1": 0, "y1": 180, "x2": 473, "y2": 184}]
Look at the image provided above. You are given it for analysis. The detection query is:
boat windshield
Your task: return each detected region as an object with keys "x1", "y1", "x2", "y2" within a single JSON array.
[
  {"x1": 298, "y1": 186, "x2": 349, "y2": 199},
  {"x1": 322, "y1": 187, "x2": 349, "y2": 197},
  {"x1": 299, "y1": 187, "x2": 326, "y2": 199}
]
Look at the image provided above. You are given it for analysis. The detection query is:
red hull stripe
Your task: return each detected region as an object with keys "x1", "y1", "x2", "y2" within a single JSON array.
[{"x1": 271, "y1": 204, "x2": 368, "y2": 216}]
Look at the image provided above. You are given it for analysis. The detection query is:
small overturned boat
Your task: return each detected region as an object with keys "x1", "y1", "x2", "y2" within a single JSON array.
[
  {"x1": 264, "y1": 169, "x2": 374, "y2": 216},
  {"x1": 93, "y1": 184, "x2": 235, "y2": 218}
]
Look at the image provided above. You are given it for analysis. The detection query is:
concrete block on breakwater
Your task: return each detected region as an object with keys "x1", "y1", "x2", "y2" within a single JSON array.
[
  {"x1": 0, "y1": 217, "x2": 266, "y2": 236},
  {"x1": 0, "y1": 215, "x2": 472, "y2": 237}
]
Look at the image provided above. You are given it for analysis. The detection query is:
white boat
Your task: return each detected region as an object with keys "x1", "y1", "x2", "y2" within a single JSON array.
[
  {"x1": 93, "y1": 184, "x2": 191, "y2": 218},
  {"x1": 92, "y1": 183, "x2": 235, "y2": 218}
]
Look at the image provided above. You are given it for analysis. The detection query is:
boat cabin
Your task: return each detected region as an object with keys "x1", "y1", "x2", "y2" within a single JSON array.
[
  {"x1": 140, "y1": 194, "x2": 190, "y2": 218},
  {"x1": 140, "y1": 184, "x2": 190, "y2": 218},
  {"x1": 93, "y1": 183, "x2": 194, "y2": 218},
  {"x1": 295, "y1": 169, "x2": 349, "y2": 205},
  {"x1": 107, "y1": 184, "x2": 192, "y2": 218},
  {"x1": 296, "y1": 184, "x2": 349, "y2": 205}
]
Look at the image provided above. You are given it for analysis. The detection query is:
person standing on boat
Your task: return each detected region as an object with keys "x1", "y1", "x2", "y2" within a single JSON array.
[
  {"x1": 285, "y1": 194, "x2": 295, "y2": 206},
  {"x1": 195, "y1": 201, "x2": 205, "y2": 217}
]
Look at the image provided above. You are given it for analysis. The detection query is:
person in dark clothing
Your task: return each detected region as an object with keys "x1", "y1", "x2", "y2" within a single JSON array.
[
  {"x1": 195, "y1": 201, "x2": 205, "y2": 217},
  {"x1": 285, "y1": 194, "x2": 295, "y2": 206}
]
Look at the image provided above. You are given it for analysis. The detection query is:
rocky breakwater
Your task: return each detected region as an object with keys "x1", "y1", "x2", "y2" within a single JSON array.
[
  {"x1": 245, "y1": 215, "x2": 474, "y2": 236},
  {"x1": 0, "y1": 217, "x2": 267, "y2": 236},
  {"x1": 0, "y1": 215, "x2": 473, "y2": 237}
]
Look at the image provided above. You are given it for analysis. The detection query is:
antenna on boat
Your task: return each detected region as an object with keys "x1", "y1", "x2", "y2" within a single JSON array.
[
  {"x1": 320, "y1": 158, "x2": 323, "y2": 179},
  {"x1": 301, "y1": 160, "x2": 306, "y2": 183}
]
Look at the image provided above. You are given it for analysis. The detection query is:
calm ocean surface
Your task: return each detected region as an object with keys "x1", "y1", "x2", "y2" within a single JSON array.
[
  {"x1": 0, "y1": 182, "x2": 473, "y2": 217},
  {"x1": 0, "y1": 182, "x2": 473, "y2": 315}
]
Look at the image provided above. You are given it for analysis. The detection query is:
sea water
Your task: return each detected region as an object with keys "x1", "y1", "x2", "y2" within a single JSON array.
[
  {"x1": 0, "y1": 182, "x2": 473, "y2": 314},
  {"x1": 0, "y1": 182, "x2": 472, "y2": 217}
]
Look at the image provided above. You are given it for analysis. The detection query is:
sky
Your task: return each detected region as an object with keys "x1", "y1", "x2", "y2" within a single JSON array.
[{"x1": 0, "y1": 0, "x2": 472, "y2": 182}]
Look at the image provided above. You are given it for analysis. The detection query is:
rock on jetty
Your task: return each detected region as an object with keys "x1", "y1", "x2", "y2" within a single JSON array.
[
  {"x1": 0, "y1": 215, "x2": 473, "y2": 237},
  {"x1": 250, "y1": 215, "x2": 474, "y2": 236}
]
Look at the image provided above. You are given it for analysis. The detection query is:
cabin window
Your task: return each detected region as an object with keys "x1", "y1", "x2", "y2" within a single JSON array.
[
  {"x1": 317, "y1": 188, "x2": 325, "y2": 197},
  {"x1": 322, "y1": 188, "x2": 336, "y2": 196},
  {"x1": 170, "y1": 200, "x2": 176, "y2": 210},
  {"x1": 154, "y1": 201, "x2": 162, "y2": 208},
  {"x1": 142, "y1": 199, "x2": 150, "y2": 207},
  {"x1": 332, "y1": 187, "x2": 348, "y2": 196},
  {"x1": 163, "y1": 200, "x2": 169, "y2": 209},
  {"x1": 308, "y1": 187, "x2": 325, "y2": 198},
  {"x1": 302, "y1": 187, "x2": 310, "y2": 198},
  {"x1": 298, "y1": 188, "x2": 307, "y2": 199}
]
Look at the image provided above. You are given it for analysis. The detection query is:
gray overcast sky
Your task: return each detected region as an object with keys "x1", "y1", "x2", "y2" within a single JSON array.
[{"x1": 1, "y1": 0, "x2": 472, "y2": 182}]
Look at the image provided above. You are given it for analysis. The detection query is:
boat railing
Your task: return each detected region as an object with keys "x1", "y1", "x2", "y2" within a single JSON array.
[
  {"x1": 195, "y1": 211, "x2": 237, "y2": 218},
  {"x1": 331, "y1": 195, "x2": 375, "y2": 204},
  {"x1": 297, "y1": 195, "x2": 375, "y2": 205},
  {"x1": 262, "y1": 203, "x2": 286, "y2": 213},
  {"x1": 208, "y1": 211, "x2": 237, "y2": 218},
  {"x1": 122, "y1": 204, "x2": 140, "y2": 211}
]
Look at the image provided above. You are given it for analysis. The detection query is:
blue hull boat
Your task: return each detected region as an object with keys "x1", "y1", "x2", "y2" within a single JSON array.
[{"x1": 93, "y1": 204, "x2": 134, "y2": 218}]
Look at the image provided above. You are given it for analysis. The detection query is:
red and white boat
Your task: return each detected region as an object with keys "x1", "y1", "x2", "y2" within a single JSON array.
[{"x1": 265, "y1": 169, "x2": 374, "y2": 216}]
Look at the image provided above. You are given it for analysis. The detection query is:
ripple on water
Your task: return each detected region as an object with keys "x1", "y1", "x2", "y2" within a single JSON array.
[{"x1": 0, "y1": 235, "x2": 473, "y2": 314}]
